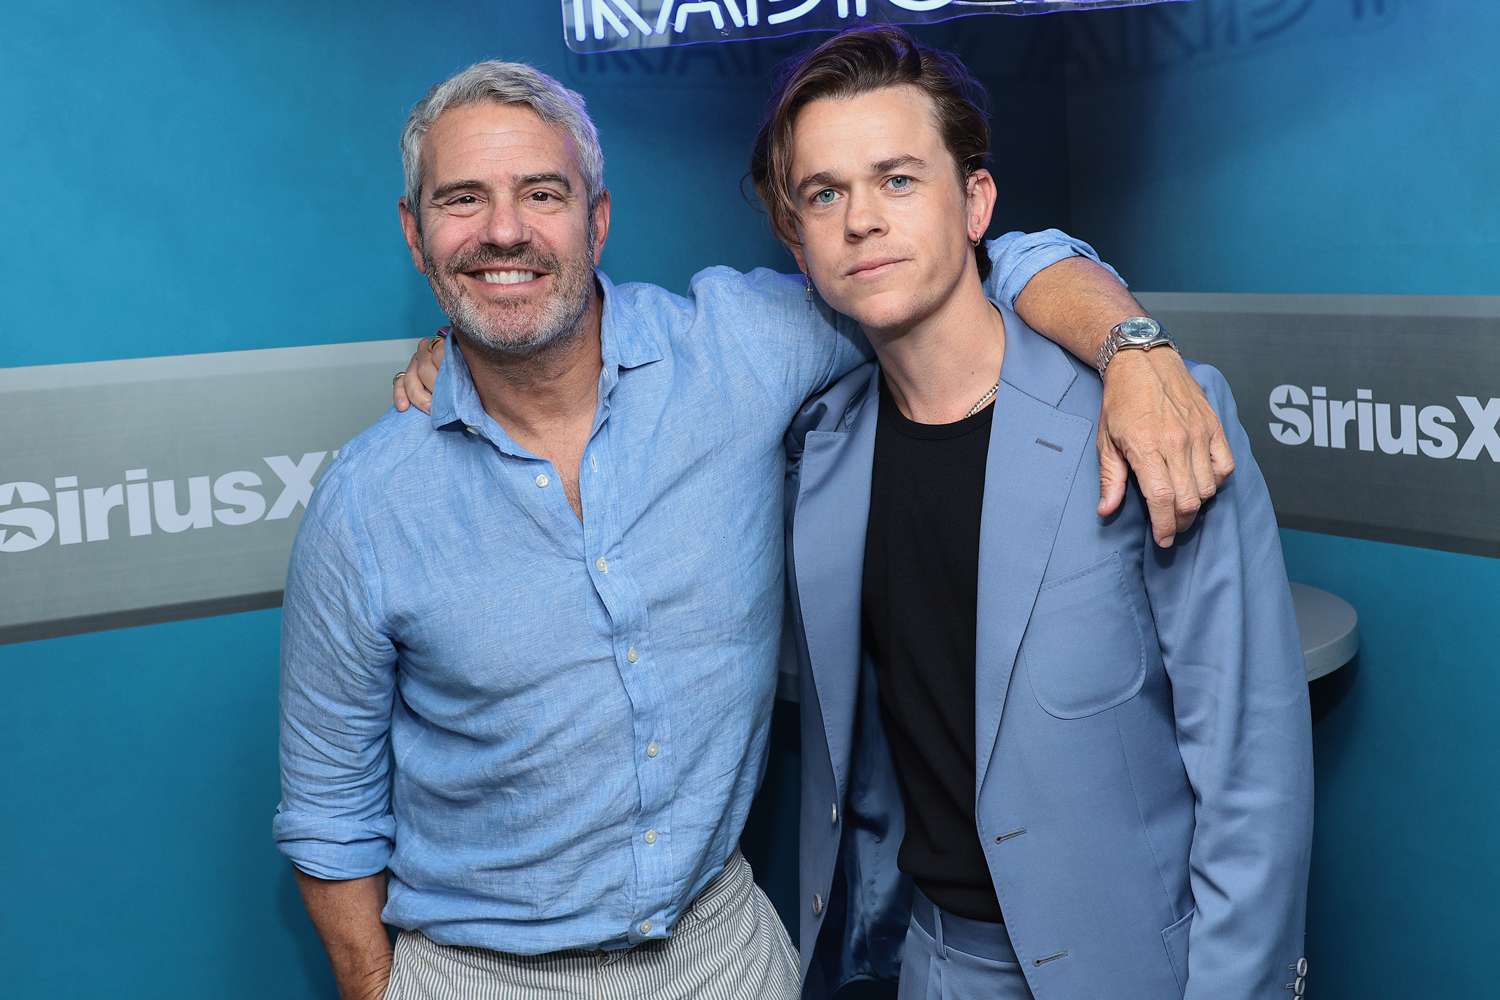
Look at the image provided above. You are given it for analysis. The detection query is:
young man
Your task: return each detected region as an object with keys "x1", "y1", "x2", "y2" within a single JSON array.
[
  {"x1": 288, "y1": 60, "x2": 1231, "y2": 1000},
  {"x1": 753, "y1": 28, "x2": 1314, "y2": 1000}
]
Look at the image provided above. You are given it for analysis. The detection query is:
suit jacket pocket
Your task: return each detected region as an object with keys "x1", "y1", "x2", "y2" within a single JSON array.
[
  {"x1": 1161, "y1": 905, "x2": 1194, "y2": 993},
  {"x1": 1023, "y1": 551, "x2": 1147, "y2": 720}
]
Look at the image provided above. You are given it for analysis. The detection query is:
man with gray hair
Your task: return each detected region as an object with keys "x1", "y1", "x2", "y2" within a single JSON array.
[{"x1": 275, "y1": 58, "x2": 1232, "y2": 999}]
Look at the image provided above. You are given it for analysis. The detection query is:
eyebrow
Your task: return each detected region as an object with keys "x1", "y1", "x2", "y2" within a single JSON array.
[
  {"x1": 519, "y1": 172, "x2": 573, "y2": 193},
  {"x1": 793, "y1": 154, "x2": 930, "y2": 197},
  {"x1": 872, "y1": 154, "x2": 928, "y2": 175},
  {"x1": 794, "y1": 170, "x2": 841, "y2": 198},
  {"x1": 428, "y1": 179, "x2": 486, "y2": 202}
]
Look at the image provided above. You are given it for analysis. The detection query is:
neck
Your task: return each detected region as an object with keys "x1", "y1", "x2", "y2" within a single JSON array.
[
  {"x1": 458, "y1": 286, "x2": 604, "y2": 439},
  {"x1": 866, "y1": 265, "x2": 1005, "y2": 424}
]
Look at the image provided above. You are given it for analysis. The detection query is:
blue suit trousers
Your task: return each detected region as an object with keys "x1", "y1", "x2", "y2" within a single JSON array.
[{"x1": 899, "y1": 891, "x2": 1033, "y2": 1000}]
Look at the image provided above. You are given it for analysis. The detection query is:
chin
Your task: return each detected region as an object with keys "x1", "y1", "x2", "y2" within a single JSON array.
[{"x1": 835, "y1": 289, "x2": 921, "y2": 333}]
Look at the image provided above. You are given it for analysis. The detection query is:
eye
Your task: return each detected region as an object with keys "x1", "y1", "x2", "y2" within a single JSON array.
[
  {"x1": 440, "y1": 193, "x2": 483, "y2": 215},
  {"x1": 812, "y1": 188, "x2": 838, "y2": 206},
  {"x1": 529, "y1": 191, "x2": 556, "y2": 202},
  {"x1": 887, "y1": 175, "x2": 913, "y2": 191}
]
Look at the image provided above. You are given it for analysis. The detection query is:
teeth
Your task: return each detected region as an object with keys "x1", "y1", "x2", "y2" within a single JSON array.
[{"x1": 477, "y1": 270, "x2": 538, "y2": 285}]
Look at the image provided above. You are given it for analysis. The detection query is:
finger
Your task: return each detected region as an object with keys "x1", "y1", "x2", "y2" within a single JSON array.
[
  {"x1": 1207, "y1": 417, "x2": 1236, "y2": 484},
  {"x1": 1137, "y1": 451, "x2": 1178, "y2": 548},
  {"x1": 1165, "y1": 438, "x2": 1203, "y2": 536},
  {"x1": 417, "y1": 338, "x2": 444, "y2": 397},
  {"x1": 1097, "y1": 430, "x2": 1129, "y2": 517},
  {"x1": 1190, "y1": 428, "x2": 1218, "y2": 503},
  {"x1": 394, "y1": 375, "x2": 410, "y2": 412}
]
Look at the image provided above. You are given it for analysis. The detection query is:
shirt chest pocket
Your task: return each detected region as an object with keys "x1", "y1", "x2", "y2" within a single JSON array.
[{"x1": 1022, "y1": 551, "x2": 1149, "y2": 720}]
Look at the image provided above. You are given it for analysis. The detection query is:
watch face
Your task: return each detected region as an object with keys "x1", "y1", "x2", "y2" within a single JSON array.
[{"x1": 1117, "y1": 317, "x2": 1163, "y2": 344}]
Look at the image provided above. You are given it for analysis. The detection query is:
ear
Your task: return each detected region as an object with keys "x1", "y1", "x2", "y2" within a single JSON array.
[
  {"x1": 591, "y1": 189, "x2": 612, "y2": 264},
  {"x1": 398, "y1": 199, "x2": 427, "y2": 274},
  {"x1": 964, "y1": 168, "x2": 998, "y2": 245}
]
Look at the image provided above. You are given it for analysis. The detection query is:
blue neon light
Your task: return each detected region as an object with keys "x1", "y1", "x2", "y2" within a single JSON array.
[{"x1": 561, "y1": 0, "x2": 1190, "y2": 54}]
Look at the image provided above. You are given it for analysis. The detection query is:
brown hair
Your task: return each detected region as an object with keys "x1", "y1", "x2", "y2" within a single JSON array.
[{"x1": 749, "y1": 25, "x2": 993, "y2": 281}]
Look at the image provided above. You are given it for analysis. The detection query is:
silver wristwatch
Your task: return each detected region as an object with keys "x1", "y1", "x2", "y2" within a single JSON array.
[{"x1": 1094, "y1": 317, "x2": 1176, "y2": 376}]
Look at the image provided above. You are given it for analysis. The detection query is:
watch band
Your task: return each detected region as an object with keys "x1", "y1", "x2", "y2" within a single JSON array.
[{"x1": 1094, "y1": 318, "x2": 1175, "y2": 377}]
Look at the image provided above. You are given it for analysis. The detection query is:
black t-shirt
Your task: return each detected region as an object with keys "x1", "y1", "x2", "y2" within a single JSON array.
[{"x1": 862, "y1": 375, "x2": 1004, "y2": 923}]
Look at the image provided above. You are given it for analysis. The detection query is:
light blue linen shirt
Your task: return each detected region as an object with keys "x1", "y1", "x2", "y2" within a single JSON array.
[{"x1": 274, "y1": 232, "x2": 1112, "y2": 955}]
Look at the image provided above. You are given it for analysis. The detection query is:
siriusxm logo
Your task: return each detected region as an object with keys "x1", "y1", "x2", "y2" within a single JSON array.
[
  {"x1": 1267, "y1": 386, "x2": 1500, "y2": 461},
  {"x1": 0, "y1": 452, "x2": 331, "y2": 554}
]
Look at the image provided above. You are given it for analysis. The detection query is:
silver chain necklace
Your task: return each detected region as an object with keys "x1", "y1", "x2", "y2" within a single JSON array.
[{"x1": 964, "y1": 379, "x2": 1001, "y2": 418}]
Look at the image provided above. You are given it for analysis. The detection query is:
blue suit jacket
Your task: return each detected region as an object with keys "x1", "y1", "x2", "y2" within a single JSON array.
[{"x1": 784, "y1": 308, "x2": 1314, "y2": 1000}]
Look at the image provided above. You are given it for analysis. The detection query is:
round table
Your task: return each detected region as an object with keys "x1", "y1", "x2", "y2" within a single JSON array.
[{"x1": 1291, "y1": 582, "x2": 1359, "y2": 681}]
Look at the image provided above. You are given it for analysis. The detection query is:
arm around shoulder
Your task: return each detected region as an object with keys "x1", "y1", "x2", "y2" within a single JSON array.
[{"x1": 683, "y1": 264, "x2": 871, "y2": 412}]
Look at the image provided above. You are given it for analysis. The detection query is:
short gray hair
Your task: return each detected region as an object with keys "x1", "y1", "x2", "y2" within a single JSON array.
[{"x1": 400, "y1": 60, "x2": 605, "y2": 216}]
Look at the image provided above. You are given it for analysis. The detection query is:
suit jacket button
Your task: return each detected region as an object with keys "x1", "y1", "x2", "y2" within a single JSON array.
[
  {"x1": 812, "y1": 893, "x2": 824, "y2": 916},
  {"x1": 1297, "y1": 958, "x2": 1309, "y2": 977},
  {"x1": 831, "y1": 803, "x2": 838, "y2": 825}
]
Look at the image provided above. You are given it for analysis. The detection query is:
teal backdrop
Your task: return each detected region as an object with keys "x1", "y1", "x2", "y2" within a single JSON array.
[{"x1": 3, "y1": 1, "x2": 1495, "y2": 998}]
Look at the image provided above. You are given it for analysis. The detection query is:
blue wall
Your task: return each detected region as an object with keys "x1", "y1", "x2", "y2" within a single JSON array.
[
  {"x1": 1065, "y1": 2, "x2": 1499, "y2": 996},
  {"x1": 0, "y1": 4, "x2": 1067, "y2": 996}
]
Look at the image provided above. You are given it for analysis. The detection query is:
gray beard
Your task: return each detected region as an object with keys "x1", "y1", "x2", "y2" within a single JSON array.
[
  {"x1": 423, "y1": 228, "x2": 596, "y2": 361},
  {"x1": 444, "y1": 274, "x2": 591, "y2": 361}
]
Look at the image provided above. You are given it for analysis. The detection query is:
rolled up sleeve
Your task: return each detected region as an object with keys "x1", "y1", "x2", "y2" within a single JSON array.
[
  {"x1": 272, "y1": 476, "x2": 397, "y2": 880},
  {"x1": 982, "y1": 228, "x2": 1126, "y2": 306}
]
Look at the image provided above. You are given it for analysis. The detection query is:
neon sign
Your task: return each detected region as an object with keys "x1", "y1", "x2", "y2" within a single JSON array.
[{"x1": 562, "y1": 0, "x2": 1188, "y2": 53}]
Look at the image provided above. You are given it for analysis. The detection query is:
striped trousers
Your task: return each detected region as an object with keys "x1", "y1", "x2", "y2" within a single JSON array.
[{"x1": 383, "y1": 853, "x2": 800, "y2": 1000}]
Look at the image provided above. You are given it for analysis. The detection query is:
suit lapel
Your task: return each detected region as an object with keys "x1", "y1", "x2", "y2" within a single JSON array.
[
  {"x1": 791, "y1": 370, "x2": 880, "y2": 799},
  {"x1": 974, "y1": 319, "x2": 1092, "y2": 797}
]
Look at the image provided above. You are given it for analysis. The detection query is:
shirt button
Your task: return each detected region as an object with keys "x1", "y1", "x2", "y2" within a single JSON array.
[
  {"x1": 464, "y1": 425, "x2": 477, "y2": 435},
  {"x1": 639, "y1": 920, "x2": 652, "y2": 935},
  {"x1": 596, "y1": 557, "x2": 608, "y2": 573},
  {"x1": 646, "y1": 741, "x2": 660, "y2": 758},
  {"x1": 534, "y1": 473, "x2": 550, "y2": 488},
  {"x1": 626, "y1": 647, "x2": 639, "y2": 664},
  {"x1": 644, "y1": 829, "x2": 657, "y2": 845}
]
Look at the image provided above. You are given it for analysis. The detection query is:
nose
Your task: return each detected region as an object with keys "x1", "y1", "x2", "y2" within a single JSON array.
[
  {"x1": 482, "y1": 198, "x2": 529, "y2": 250},
  {"x1": 844, "y1": 185, "x2": 887, "y2": 242}
]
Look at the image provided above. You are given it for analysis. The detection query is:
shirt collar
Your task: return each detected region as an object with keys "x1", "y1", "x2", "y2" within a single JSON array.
[
  {"x1": 428, "y1": 270, "x2": 663, "y2": 435},
  {"x1": 596, "y1": 271, "x2": 663, "y2": 372}
]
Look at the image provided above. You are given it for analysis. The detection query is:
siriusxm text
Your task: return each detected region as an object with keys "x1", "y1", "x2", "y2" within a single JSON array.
[
  {"x1": 0, "y1": 452, "x2": 331, "y2": 554},
  {"x1": 1267, "y1": 386, "x2": 1499, "y2": 460}
]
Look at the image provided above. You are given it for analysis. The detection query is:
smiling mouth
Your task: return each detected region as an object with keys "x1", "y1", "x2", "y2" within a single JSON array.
[{"x1": 469, "y1": 269, "x2": 545, "y2": 286}]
